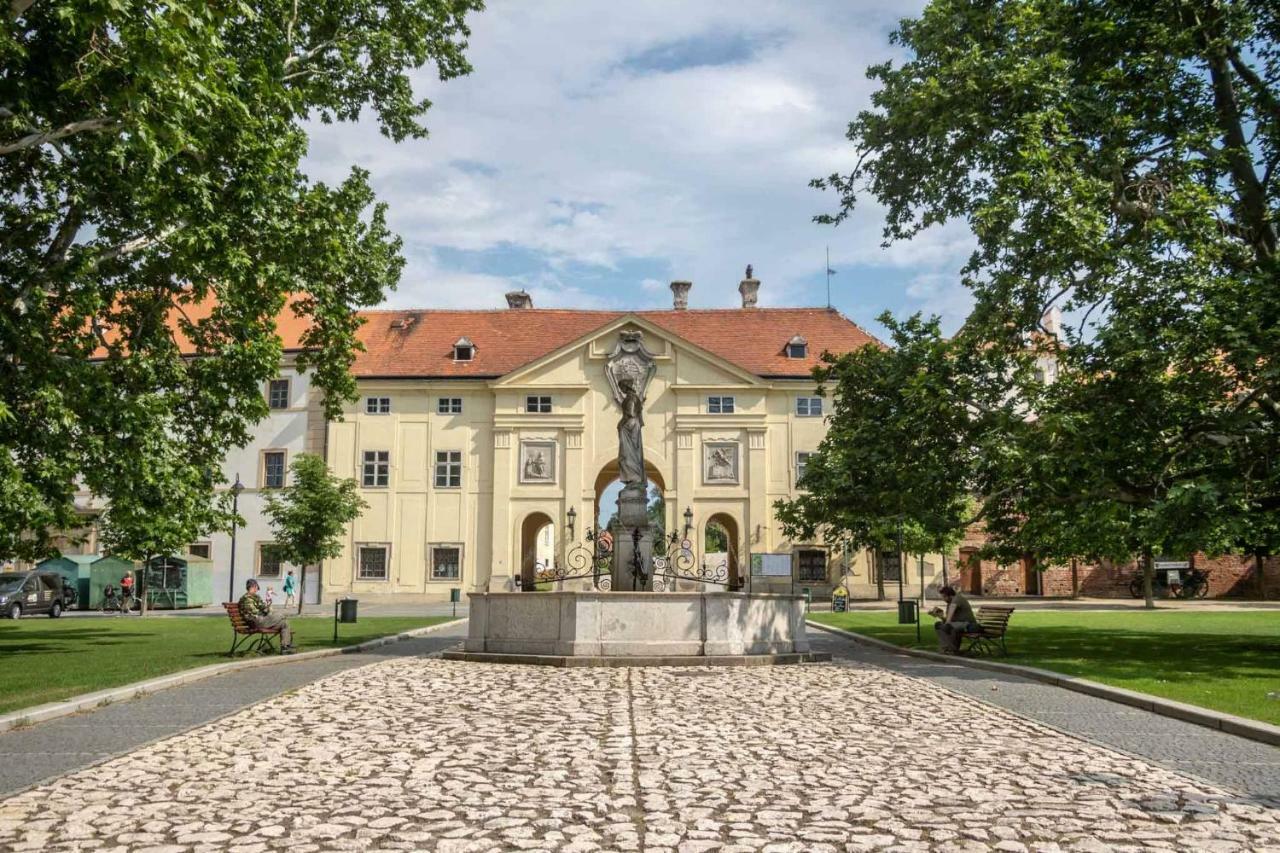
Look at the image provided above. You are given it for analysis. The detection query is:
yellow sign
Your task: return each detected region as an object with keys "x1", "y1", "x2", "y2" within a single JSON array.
[{"x1": 832, "y1": 586, "x2": 847, "y2": 598}]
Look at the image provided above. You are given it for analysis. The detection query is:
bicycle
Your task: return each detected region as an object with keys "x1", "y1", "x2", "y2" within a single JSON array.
[{"x1": 99, "y1": 586, "x2": 141, "y2": 614}]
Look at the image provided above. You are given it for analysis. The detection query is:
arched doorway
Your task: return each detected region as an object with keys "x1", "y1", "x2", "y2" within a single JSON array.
[
  {"x1": 703, "y1": 513, "x2": 741, "y2": 590},
  {"x1": 519, "y1": 512, "x2": 555, "y2": 591}
]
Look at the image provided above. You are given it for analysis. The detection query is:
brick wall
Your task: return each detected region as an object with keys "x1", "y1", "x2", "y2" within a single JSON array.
[{"x1": 949, "y1": 523, "x2": 1279, "y2": 599}]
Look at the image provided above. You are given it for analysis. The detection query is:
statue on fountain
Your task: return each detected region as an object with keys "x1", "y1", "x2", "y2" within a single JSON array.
[{"x1": 605, "y1": 330, "x2": 657, "y2": 590}]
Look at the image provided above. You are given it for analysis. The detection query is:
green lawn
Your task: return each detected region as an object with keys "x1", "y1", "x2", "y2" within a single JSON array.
[
  {"x1": 810, "y1": 610, "x2": 1280, "y2": 726},
  {"x1": 0, "y1": 615, "x2": 453, "y2": 715}
]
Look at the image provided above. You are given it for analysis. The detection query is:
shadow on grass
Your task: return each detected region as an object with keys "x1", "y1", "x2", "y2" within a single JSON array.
[{"x1": 0, "y1": 627, "x2": 155, "y2": 654}]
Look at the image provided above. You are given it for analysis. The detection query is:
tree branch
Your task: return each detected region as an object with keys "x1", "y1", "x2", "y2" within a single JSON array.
[
  {"x1": 1228, "y1": 48, "x2": 1280, "y2": 130},
  {"x1": 9, "y1": 0, "x2": 36, "y2": 19},
  {"x1": 87, "y1": 224, "x2": 180, "y2": 271},
  {"x1": 0, "y1": 117, "x2": 119, "y2": 156}
]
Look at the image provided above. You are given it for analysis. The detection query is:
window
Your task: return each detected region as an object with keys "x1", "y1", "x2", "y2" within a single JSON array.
[
  {"x1": 452, "y1": 337, "x2": 475, "y2": 361},
  {"x1": 357, "y1": 545, "x2": 389, "y2": 580},
  {"x1": 263, "y1": 451, "x2": 286, "y2": 488},
  {"x1": 257, "y1": 543, "x2": 282, "y2": 578},
  {"x1": 431, "y1": 546, "x2": 461, "y2": 580},
  {"x1": 796, "y1": 451, "x2": 813, "y2": 485},
  {"x1": 797, "y1": 550, "x2": 827, "y2": 582},
  {"x1": 708, "y1": 395, "x2": 735, "y2": 414},
  {"x1": 796, "y1": 397, "x2": 823, "y2": 417},
  {"x1": 526, "y1": 395, "x2": 552, "y2": 413},
  {"x1": 365, "y1": 396, "x2": 391, "y2": 414},
  {"x1": 435, "y1": 451, "x2": 462, "y2": 488},
  {"x1": 267, "y1": 378, "x2": 290, "y2": 410},
  {"x1": 362, "y1": 451, "x2": 390, "y2": 487},
  {"x1": 437, "y1": 397, "x2": 463, "y2": 414},
  {"x1": 786, "y1": 335, "x2": 808, "y2": 359},
  {"x1": 187, "y1": 542, "x2": 211, "y2": 560}
]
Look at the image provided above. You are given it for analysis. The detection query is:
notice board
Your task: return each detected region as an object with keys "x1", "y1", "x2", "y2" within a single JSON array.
[{"x1": 751, "y1": 553, "x2": 792, "y2": 577}]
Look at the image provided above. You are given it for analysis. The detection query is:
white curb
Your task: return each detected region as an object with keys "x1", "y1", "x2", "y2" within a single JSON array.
[
  {"x1": 0, "y1": 618, "x2": 467, "y2": 733},
  {"x1": 808, "y1": 620, "x2": 1280, "y2": 747}
]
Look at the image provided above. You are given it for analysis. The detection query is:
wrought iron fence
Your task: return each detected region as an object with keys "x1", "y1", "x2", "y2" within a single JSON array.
[{"x1": 522, "y1": 526, "x2": 613, "y2": 591}]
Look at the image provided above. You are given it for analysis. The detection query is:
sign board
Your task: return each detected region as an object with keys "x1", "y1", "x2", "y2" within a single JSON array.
[
  {"x1": 1154, "y1": 559, "x2": 1190, "y2": 570},
  {"x1": 1166, "y1": 570, "x2": 1181, "y2": 585},
  {"x1": 831, "y1": 585, "x2": 848, "y2": 613},
  {"x1": 750, "y1": 553, "x2": 792, "y2": 577}
]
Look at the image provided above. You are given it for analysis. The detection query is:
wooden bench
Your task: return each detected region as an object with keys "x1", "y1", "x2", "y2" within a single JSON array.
[
  {"x1": 961, "y1": 605, "x2": 1015, "y2": 656},
  {"x1": 222, "y1": 602, "x2": 283, "y2": 656}
]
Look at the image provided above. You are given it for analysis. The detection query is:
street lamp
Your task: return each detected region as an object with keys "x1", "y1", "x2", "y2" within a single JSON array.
[
  {"x1": 683, "y1": 506, "x2": 694, "y2": 538},
  {"x1": 228, "y1": 474, "x2": 244, "y2": 603},
  {"x1": 566, "y1": 505, "x2": 577, "y2": 541}
]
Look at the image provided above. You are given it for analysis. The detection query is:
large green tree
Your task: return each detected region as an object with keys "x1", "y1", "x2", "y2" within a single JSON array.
[
  {"x1": 263, "y1": 453, "x2": 365, "y2": 614},
  {"x1": 1, "y1": 0, "x2": 481, "y2": 559},
  {"x1": 775, "y1": 314, "x2": 1012, "y2": 597},
  {"x1": 817, "y1": 0, "x2": 1279, "y2": 600}
]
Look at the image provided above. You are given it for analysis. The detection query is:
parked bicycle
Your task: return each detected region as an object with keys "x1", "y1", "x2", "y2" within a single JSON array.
[
  {"x1": 1128, "y1": 568, "x2": 1209, "y2": 599},
  {"x1": 98, "y1": 584, "x2": 141, "y2": 614}
]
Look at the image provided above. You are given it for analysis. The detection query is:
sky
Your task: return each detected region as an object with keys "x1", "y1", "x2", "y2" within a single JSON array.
[{"x1": 301, "y1": 1, "x2": 978, "y2": 339}]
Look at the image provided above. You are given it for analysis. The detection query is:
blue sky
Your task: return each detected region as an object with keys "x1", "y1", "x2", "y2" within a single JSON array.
[{"x1": 302, "y1": 1, "x2": 978, "y2": 339}]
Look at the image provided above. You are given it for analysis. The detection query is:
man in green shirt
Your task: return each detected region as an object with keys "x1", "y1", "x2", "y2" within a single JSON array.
[
  {"x1": 934, "y1": 585, "x2": 978, "y2": 654},
  {"x1": 238, "y1": 579, "x2": 294, "y2": 653}
]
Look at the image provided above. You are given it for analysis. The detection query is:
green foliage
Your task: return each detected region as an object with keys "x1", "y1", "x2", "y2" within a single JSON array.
[
  {"x1": 263, "y1": 453, "x2": 366, "y2": 569},
  {"x1": 816, "y1": 0, "x2": 1280, "y2": 588},
  {"x1": 775, "y1": 313, "x2": 1011, "y2": 556},
  {"x1": 0, "y1": 0, "x2": 481, "y2": 559}
]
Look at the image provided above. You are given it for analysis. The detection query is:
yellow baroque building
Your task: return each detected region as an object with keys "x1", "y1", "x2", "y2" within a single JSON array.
[{"x1": 322, "y1": 280, "x2": 917, "y2": 603}]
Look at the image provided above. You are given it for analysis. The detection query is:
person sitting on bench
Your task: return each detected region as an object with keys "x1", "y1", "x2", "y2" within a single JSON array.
[
  {"x1": 238, "y1": 578, "x2": 294, "y2": 653},
  {"x1": 932, "y1": 585, "x2": 978, "y2": 654}
]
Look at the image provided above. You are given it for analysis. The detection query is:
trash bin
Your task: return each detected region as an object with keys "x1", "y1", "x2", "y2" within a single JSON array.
[
  {"x1": 801, "y1": 586, "x2": 812, "y2": 612},
  {"x1": 897, "y1": 599, "x2": 917, "y2": 624},
  {"x1": 449, "y1": 588, "x2": 461, "y2": 604},
  {"x1": 338, "y1": 598, "x2": 358, "y2": 623}
]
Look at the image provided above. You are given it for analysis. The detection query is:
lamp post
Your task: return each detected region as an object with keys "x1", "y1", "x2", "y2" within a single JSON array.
[{"x1": 228, "y1": 474, "x2": 244, "y2": 603}]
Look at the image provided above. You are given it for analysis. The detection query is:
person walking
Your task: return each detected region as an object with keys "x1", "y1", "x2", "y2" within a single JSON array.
[{"x1": 282, "y1": 570, "x2": 297, "y2": 609}]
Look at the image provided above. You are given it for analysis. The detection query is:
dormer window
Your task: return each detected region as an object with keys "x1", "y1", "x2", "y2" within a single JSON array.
[
  {"x1": 785, "y1": 335, "x2": 808, "y2": 359},
  {"x1": 452, "y1": 337, "x2": 475, "y2": 362}
]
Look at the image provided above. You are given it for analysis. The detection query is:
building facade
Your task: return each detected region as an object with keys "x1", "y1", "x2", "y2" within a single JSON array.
[{"x1": 319, "y1": 278, "x2": 904, "y2": 602}]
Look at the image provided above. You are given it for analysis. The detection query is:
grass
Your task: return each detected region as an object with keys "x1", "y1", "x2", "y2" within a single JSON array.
[
  {"x1": 809, "y1": 609, "x2": 1280, "y2": 726},
  {"x1": 0, "y1": 614, "x2": 454, "y2": 715}
]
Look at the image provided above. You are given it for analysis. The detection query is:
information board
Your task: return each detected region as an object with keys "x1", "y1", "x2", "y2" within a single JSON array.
[{"x1": 750, "y1": 553, "x2": 792, "y2": 577}]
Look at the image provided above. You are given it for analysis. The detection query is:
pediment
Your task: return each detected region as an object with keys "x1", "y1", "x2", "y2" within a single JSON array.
[{"x1": 492, "y1": 314, "x2": 765, "y2": 388}]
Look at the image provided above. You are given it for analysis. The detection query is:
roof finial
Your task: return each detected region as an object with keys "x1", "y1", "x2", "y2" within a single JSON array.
[{"x1": 745, "y1": 263, "x2": 753, "y2": 280}]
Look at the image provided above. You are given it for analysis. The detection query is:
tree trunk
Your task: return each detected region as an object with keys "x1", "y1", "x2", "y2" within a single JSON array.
[
  {"x1": 139, "y1": 553, "x2": 149, "y2": 617},
  {"x1": 297, "y1": 564, "x2": 308, "y2": 616},
  {"x1": 1256, "y1": 552, "x2": 1266, "y2": 601},
  {"x1": 874, "y1": 549, "x2": 885, "y2": 601},
  {"x1": 1070, "y1": 558, "x2": 1079, "y2": 599},
  {"x1": 1142, "y1": 550, "x2": 1155, "y2": 610}
]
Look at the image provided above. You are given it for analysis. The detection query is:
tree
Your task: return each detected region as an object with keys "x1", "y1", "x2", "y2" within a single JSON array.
[
  {"x1": 263, "y1": 453, "x2": 366, "y2": 614},
  {"x1": 816, "y1": 0, "x2": 1280, "y2": 603},
  {"x1": 775, "y1": 314, "x2": 1012, "y2": 598},
  {"x1": 0, "y1": 0, "x2": 481, "y2": 560}
]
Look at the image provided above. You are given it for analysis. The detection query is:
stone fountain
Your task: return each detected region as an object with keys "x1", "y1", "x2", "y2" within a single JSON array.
[{"x1": 446, "y1": 331, "x2": 823, "y2": 666}]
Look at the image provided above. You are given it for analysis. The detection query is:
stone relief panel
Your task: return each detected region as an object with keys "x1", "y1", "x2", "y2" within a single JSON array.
[
  {"x1": 702, "y1": 441, "x2": 740, "y2": 485},
  {"x1": 519, "y1": 440, "x2": 557, "y2": 484}
]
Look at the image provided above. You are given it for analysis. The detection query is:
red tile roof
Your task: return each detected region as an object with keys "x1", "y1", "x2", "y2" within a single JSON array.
[{"x1": 352, "y1": 307, "x2": 880, "y2": 379}]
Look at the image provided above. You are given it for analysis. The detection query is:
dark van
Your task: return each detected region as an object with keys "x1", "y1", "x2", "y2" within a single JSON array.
[{"x1": 0, "y1": 570, "x2": 75, "y2": 619}]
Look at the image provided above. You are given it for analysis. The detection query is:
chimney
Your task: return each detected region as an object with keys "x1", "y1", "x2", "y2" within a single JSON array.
[
  {"x1": 505, "y1": 290, "x2": 533, "y2": 310},
  {"x1": 738, "y1": 264, "x2": 760, "y2": 308},
  {"x1": 670, "y1": 280, "x2": 692, "y2": 310}
]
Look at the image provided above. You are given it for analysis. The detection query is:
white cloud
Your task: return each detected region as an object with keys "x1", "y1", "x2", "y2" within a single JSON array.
[{"x1": 303, "y1": 0, "x2": 974, "y2": 322}]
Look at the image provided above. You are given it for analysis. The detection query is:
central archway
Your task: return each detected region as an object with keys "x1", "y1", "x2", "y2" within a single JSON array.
[{"x1": 592, "y1": 461, "x2": 668, "y2": 536}]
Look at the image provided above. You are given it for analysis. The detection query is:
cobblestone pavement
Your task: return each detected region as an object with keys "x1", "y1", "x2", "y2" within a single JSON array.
[{"x1": 3, "y1": 654, "x2": 1280, "y2": 852}]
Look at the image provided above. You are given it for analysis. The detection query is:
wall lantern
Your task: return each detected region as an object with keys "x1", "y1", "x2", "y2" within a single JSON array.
[
  {"x1": 566, "y1": 506, "x2": 577, "y2": 540},
  {"x1": 683, "y1": 506, "x2": 694, "y2": 536}
]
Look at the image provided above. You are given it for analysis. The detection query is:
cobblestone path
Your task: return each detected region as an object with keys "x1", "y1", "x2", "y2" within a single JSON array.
[{"x1": 2, "y1": 657, "x2": 1278, "y2": 852}]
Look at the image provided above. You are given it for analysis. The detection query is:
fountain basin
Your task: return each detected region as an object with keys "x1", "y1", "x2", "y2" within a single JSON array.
[{"x1": 447, "y1": 591, "x2": 819, "y2": 665}]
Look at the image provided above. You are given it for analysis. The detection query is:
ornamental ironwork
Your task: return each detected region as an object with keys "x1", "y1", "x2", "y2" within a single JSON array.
[
  {"x1": 652, "y1": 531, "x2": 730, "y2": 590},
  {"x1": 521, "y1": 526, "x2": 613, "y2": 591}
]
